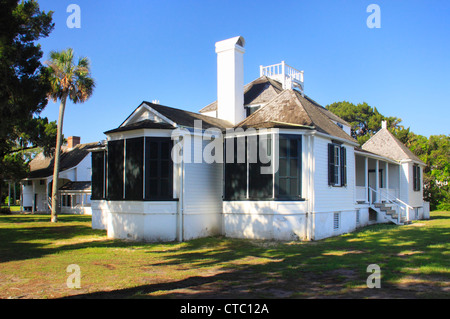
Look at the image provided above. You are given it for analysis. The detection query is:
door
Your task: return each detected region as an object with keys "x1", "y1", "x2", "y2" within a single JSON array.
[{"x1": 368, "y1": 170, "x2": 383, "y2": 203}]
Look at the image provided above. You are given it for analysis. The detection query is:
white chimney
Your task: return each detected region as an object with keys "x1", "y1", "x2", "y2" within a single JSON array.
[
  {"x1": 215, "y1": 36, "x2": 246, "y2": 125},
  {"x1": 381, "y1": 120, "x2": 387, "y2": 129}
]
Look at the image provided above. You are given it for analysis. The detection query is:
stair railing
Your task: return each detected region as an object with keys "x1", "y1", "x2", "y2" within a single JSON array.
[{"x1": 368, "y1": 187, "x2": 412, "y2": 224}]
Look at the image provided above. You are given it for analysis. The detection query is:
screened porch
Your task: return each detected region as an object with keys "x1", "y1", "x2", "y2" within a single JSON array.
[{"x1": 354, "y1": 152, "x2": 400, "y2": 204}]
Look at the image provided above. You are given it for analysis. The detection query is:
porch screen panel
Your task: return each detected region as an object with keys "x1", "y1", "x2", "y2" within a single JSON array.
[
  {"x1": 91, "y1": 151, "x2": 105, "y2": 200},
  {"x1": 107, "y1": 140, "x2": 124, "y2": 200},
  {"x1": 249, "y1": 135, "x2": 273, "y2": 199},
  {"x1": 224, "y1": 137, "x2": 247, "y2": 200},
  {"x1": 145, "y1": 137, "x2": 173, "y2": 200},
  {"x1": 276, "y1": 135, "x2": 301, "y2": 199},
  {"x1": 125, "y1": 137, "x2": 144, "y2": 200}
]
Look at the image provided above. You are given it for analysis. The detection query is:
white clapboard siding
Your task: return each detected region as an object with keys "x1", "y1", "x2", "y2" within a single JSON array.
[
  {"x1": 312, "y1": 136, "x2": 356, "y2": 213},
  {"x1": 182, "y1": 137, "x2": 224, "y2": 239}
]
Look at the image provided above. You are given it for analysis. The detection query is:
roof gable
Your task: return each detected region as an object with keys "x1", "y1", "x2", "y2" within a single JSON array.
[
  {"x1": 106, "y1": 101, "x2": 234, "y2": 135},
  {"x1": 362, "y1": 128, "x2": 425, "y2": 164},
  {"x1": 119, "y1": 102, "x2": 175, "y2": 128}
]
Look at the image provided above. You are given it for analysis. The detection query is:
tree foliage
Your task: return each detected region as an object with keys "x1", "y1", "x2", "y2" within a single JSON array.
[
  {"x1": 0, "y1": 0, "x2": 56, "y2": 184},
  {"x1": 326, "y1": 101, "x2": 449, "y2": 209}
]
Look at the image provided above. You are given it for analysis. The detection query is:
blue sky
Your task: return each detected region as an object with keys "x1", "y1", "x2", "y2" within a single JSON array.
[{"x1": 36, "y1": 0, "x2": 450, "y2": 143}]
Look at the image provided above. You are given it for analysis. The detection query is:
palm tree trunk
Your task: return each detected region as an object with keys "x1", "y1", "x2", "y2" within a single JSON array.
[{"x1": 50, "y1": 93, "x2": 68, "y2": 222}]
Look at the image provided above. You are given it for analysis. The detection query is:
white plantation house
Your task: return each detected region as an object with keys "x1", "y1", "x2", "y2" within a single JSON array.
[
  {"x1": 21, "y1": 137, "x2": 96, "y2": 215},
  {"x1": 90, "y1": 36, "x2": 429, "y2": 242}
]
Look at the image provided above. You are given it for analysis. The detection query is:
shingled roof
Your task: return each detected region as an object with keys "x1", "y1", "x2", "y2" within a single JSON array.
[
  {"x1": 108, "y1": 101, "x2": 234, "y2": 134},
  {"x1": 27, "y1": 142, "x2": 99, "y2": 179},
  {"x1": 199, "y1": 76, "x2": 283, "y2": 114},
  {"x1": 236, "y1": 89, "x2": 356, "y2": 143},
  {"x1": 362, "y1": 128, "x2": 425, "y2": 164},
  {"x1": 147, "y1": 102, "x2": 234, "y2": 129}
]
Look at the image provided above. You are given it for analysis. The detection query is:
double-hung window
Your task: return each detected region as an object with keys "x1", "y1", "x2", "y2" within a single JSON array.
[{"x1": 328, "y1": 143, "x2": 347, "y2": 187}]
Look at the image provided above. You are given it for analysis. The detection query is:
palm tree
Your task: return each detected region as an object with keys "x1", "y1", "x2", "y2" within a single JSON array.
[{"x1": 46, "y1": 48, "x2": 95, "y2": 222}]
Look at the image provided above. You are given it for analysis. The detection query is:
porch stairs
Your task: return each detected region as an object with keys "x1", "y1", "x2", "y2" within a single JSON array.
[
  {"x1": 370, "y1": 202, "x2": 411, "y2": 225},
  {"x1": 368, "y1": 187, "x2": 412, "y2": 226}
]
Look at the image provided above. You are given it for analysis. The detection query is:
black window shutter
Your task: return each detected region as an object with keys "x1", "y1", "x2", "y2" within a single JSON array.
[
  {"x1": 341, "y1": 146, "x2": 347, "y2": 186},
  {"x1": 417, "y1": 166, "x2": 420, "y2": 191},
  {"x1": 328, "y1": 143, "x2": 335, "y2": 186},
  {"x1": 413, "y1": 166, "x2": 420, "y2": 191},
  {"x1": 413, "y1": 165, "x2": 417, "y2": 191}
]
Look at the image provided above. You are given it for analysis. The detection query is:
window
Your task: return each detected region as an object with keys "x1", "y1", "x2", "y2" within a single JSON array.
[
  {"x1": 276, "y1": 135, "x2": 302, "y2": 199},
  {"x1": 245, "y1": 105, "x2": 261, "y2": 117},
  {"x1": 145, "y1": 137, "x2": 173, "y2": 200},
  {"x1": 91, "y1": 151, "x2": 106, "y2": 200},
  {"x1": 224, "y1": 136, "x2": 247, "y2": 200},
  {"x1": 413, "y1": 165, "x2": 421, "y2": 192},
  {"x1": 328, "y1": 143, "x2": 347, "y2": 187},
  {"x1": 334, "y1": 212, "x2": 340, "y2": 230},
  {"x1": 107, "y1": 140, "x2": 124, "y2": 200},
  {"x1": 125, "y1": 138, "x2": 144, "y2": 200},
  {"x1": 224, "y1": 134, "x2": 302, "y2": 201},
  {"x1": 356, "y1": 209, "x2": 360, "y2": 224},
  {"x1": 249, "y1": 135, "x2": 273, "y2": 199},
  {"x1": 105, "y1": 137, "x2": 173, "y2": 201}
]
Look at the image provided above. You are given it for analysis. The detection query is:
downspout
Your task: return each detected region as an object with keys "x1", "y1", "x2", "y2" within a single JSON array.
[
  {"x1": 307, "y1": 134, "x2": 315, "y2": 241},
  {"x1": 305, "y1": 135, "x2": 311, "y2": 241},
  {"x1": 177, "y1": 135, "x2": 185, "y2": 242}
]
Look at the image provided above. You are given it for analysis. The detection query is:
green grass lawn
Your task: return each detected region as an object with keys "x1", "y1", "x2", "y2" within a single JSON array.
[{"x1": 0, "y1": 212, "x2": 449, "y2": 299}]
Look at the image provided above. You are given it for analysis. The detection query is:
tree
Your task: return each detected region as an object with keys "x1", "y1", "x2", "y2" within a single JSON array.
[
  {"x1": 0, "y1": 0, "x2": 56, "y2": 200},
  {"x1": 46, "y1": 48, "x2": 95, "y2": 222},
  {"x1": 326, "y1": 101, "x2": 450, "y2": 210},
  {"x1": 326, "y1": 101, "x2": 404, "y2": 145}
]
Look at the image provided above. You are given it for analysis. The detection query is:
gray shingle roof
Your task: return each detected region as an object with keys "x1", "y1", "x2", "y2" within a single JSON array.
[
  {"x1": 236, "y1": 89, "x2": 356, "y2": 143},
  {"x1": 147, "y1": 102, "x2": 233, "y2": 129},
  {"x1": 199, "y1": 76, "x2": 283, "y2": 113},
  {"x1": 362, "y1": 128, "x2": 425, "y2": 164},
  {"x1": 27, "y1": 142, "x2": 98, "y2": 179}
]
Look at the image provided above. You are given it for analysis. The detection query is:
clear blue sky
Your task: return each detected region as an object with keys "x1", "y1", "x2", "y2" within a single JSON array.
[{"x1": 36, "y1": 0, "x2": 450, "y2": 144}]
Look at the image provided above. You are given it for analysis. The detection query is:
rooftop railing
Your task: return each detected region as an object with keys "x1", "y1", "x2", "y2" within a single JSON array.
[{"x1": 260, "y1": 61, "x2": 304, "y2": 94}]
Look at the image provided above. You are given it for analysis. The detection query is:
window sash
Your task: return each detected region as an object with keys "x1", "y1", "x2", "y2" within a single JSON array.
[
  {"x1": 105, "y1": 137, "x2": 173, "y2": 201},
  {"x1": 224, "y1": 134, "x2": 302, "y2": 201}
]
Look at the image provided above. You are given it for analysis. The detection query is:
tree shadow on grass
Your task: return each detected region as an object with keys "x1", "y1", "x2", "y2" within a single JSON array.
[
  {"x1": 1, "y1": 214, "x2": 449, "y2": 298},
  {"x1": 61, "y1": 220, "x2": 450, "y2": 299}
]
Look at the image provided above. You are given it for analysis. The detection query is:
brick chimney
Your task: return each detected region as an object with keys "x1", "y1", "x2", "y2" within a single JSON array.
[{"x1": 67, "y1": 136, "x2": 81, "y2": 149}]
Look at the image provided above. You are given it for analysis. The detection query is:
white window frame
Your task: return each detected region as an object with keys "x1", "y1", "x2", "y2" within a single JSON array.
[{"x1": 334, "y1": 145, "x2": 341, "y2": 186}]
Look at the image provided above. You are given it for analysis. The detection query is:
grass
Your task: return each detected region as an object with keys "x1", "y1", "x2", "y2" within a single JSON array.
[{"x1": 0, "y1": 212, "x2": 449, "y2": 299}]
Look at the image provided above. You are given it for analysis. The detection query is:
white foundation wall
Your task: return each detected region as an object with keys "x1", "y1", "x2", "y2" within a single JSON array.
[
  {"x1": 313, "y1": 207, "x2": 370, "y2": 241},
  {"x1": 91, "y1": 200, "x2": 178, "y2": 242},
  {"x1": 223, "y1": 201, "x2": 308, "y2": 240}
]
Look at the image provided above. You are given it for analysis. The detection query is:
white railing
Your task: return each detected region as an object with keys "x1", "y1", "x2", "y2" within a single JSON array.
[
  {"x1": 355, "y1": 186, "x2": 367, "y2": 202},
  {"x1": 260, "y1": 61, "x2": 304, "y2": 92},
  {"x1": 368, "y1": 186, "x2": 413, "y2": 224}
]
